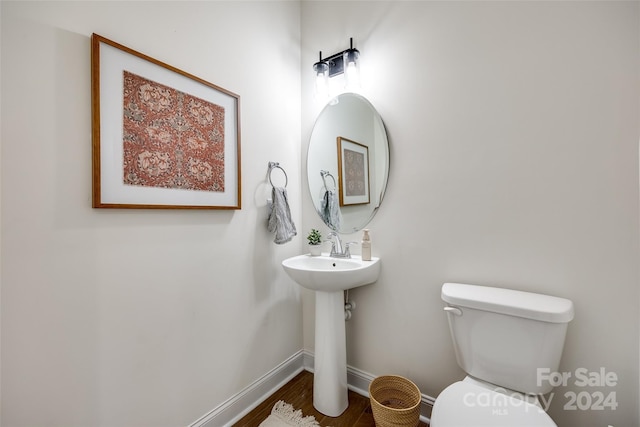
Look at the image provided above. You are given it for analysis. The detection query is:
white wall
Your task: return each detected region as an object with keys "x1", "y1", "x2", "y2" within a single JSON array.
[
  {"x1": 301, "y1": 2, "x2": 639, "y2": 426},
  {"x1": 1, "y1": 2, "x2": 302, "y2": 426}
]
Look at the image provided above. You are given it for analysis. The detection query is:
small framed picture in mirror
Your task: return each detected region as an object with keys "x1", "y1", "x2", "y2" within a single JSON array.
[{"x1": 337, "y1": 137, "x2": 370, "y2": 206}]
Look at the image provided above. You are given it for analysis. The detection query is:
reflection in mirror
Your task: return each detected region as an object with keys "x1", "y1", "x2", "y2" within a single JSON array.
[
  {"x1": 308, "y1": 93, "x2": 389, "y2": 233},
  {"x1": 319, "y1": 170, "x2": 341, "y2": 230}
]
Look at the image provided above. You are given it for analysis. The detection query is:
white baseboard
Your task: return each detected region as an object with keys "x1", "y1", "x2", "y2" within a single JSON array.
[
  {"x1": 188, "y1": 351, "x2": 305, "y2": 427},
  {"x1": 189, "y1": 349, "x2": 435, "y2": 427}
]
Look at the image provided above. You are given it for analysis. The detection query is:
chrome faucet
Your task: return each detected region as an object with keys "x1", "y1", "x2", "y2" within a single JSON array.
[{"x1": 327, "y1": 231, "x2": 357, "y2": 258}]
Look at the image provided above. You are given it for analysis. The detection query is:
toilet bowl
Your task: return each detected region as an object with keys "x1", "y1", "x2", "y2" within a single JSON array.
[
  {"x1": 431, "y1": 377, "x2": 555, "y2": 426},
  {"x1": 431, "y1": 283, "x2": 574, "y2": 427}
]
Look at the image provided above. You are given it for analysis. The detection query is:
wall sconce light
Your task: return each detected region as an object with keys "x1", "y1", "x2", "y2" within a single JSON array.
[{"x1": 313, "y1": 38, "x2": 360, "y2": 98}]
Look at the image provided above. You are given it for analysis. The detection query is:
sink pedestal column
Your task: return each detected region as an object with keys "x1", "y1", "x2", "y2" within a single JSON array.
[{"x1": 313, "y1": 291, "x2": 348, "y2": 417}]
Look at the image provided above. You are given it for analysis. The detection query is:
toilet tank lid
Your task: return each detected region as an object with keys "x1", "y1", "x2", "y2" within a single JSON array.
[{"x1": 442, "y1": 283, "x2": 574, "y2": 323}]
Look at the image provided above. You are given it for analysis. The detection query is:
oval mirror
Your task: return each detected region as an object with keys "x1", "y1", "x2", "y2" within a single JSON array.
[{"x1": 307, "y1": 93, "x2": 390, "y2": 233}]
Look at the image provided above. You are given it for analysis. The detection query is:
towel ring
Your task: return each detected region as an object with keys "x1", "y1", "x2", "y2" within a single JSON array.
[
  {"x1": 268, "y1": 161, "x2": 288, "y2": 188},
  {"x1": 320, "y1": 170, "x2": 337, "y2": 191}
]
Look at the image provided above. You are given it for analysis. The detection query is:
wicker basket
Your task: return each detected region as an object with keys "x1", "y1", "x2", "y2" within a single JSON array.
[{"x1": 369, "y1": 375, "x2": 421, "y2": 427}]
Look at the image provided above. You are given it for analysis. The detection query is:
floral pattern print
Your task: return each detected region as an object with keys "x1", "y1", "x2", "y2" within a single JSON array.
[
  {"x1": 122, "y1": 71, "x2": 225, "y2": 192},
  {"x1": 344, "y1": 149, "x2": 366, "y2": 196}
]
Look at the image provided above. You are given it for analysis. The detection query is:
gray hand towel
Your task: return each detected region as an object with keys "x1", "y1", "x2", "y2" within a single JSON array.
[
  {"x1": 268, "y1": 187, "x2": 297, "y2": 244},
  {"x1": 320, "y1": 190, "x2": 341, "y2": 231}
]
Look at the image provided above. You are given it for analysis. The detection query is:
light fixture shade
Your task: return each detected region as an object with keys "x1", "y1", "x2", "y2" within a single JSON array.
[
  {"x1": 343, "y1": 48, "x2": 360, "y2": 90},
  {"x1": 313, "y1": 58, "x2": 329, "y2": 99}
]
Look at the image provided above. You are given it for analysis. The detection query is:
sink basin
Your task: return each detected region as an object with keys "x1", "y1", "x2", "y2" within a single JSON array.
[{"x1": 282, "y1": 254, "x2": 380, "y2": 292}]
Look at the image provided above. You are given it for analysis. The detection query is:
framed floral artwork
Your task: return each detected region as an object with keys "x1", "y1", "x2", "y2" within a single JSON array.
[
  {"x1": 336, "y1": 136, "x2": 370, "y2": 206},
  {"x1": 91, "y1": 34, "x2": 241, "y2": 209}
]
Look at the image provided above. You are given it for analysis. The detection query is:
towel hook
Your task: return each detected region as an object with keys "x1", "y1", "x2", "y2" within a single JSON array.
[
  {"x1": 320, "y1": 170, "x2": 337, "y2": 191},
  {"x1": 268, "y1": 161, "x2": 288, "y2": 188}
]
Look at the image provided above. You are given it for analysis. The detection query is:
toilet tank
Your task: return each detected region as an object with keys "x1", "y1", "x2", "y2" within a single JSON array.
[{"x1": 441, "y1": 283, "x2": 574, "y2": 395}]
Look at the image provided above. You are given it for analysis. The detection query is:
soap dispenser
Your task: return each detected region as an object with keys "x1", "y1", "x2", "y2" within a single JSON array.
[{"x1": 361, "y1": 229, "x2": 371, "y2": 261}]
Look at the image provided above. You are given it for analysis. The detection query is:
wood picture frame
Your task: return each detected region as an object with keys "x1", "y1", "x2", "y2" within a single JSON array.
[
  {"x1": 336, "y1": 136, "x2": 370, "y2": 206},
  {"x1": 91, "y1": 34, "x2": 241, "y2": 209}
]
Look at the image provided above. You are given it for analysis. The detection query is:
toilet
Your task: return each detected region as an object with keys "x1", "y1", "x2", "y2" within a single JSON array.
[{"x1": 431, "y1": 282, "x2": 574, "y2": 426}]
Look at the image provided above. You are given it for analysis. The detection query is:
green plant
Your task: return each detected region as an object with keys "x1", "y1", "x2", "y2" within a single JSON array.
[{"x1": 307, "y1": 229, "x2": 322, "y2": 245}]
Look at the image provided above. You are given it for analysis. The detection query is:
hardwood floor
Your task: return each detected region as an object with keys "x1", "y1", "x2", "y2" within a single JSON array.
[{"x1": 232, "y1": 370, "x2": 429, "y2": 427}]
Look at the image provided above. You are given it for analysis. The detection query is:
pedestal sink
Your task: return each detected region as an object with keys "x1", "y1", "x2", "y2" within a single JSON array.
[{"x1": 282, "y1": 254, "x2": 381, "y2": 416}]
